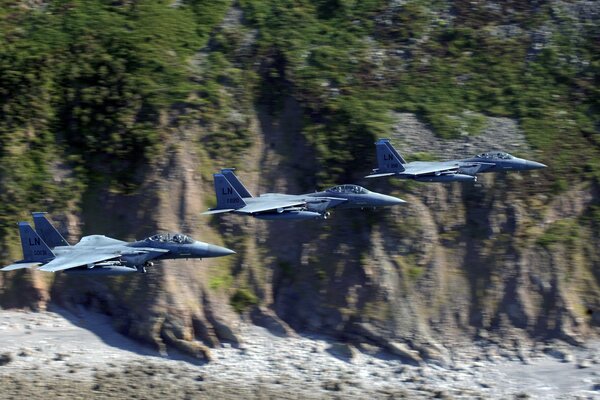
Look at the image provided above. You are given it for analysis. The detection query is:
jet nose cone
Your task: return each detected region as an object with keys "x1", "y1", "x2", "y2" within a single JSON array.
[
  {"x1": 380, "y1": 194, "x2": 406, "y2": 206},
  {"x1": 205, "y1": 244, "x2": 236, "y2": 258},
  {"x1": 526, "y1": 160, "x2": 547, "y2": 170}
]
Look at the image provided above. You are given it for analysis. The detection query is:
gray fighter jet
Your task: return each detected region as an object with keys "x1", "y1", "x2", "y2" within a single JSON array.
[
  {"x1": 1, "y1": 213, "x2": 235, "y2": 275},
  {"x1": 366, "y1": 139, "x2": 547, "y2": 182},
  {"x1": 202, "y1": 169, "x2": 405, "y2": 220}
]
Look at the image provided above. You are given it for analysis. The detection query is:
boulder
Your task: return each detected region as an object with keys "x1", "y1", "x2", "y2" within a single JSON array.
[
  {"x1": 0, "y1": 352, "x2": 13, "y2": 366},
  {"x1": 326, "y1": 342, "x2": 358, "y2": 361},
  {"x1": 387, "y1": 342, "x2": 423, "y2": 365}
]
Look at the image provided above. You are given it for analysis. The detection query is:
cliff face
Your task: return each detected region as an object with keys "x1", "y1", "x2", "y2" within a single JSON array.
[
  {"x1": 222, "y1": 103, "x2": 600, "y2": 362},
  {"x1": 0, "y1": 0, "x2": 599, "y2": 361},
  {"x1": 3, "y1": 103, "x2": 598, "y2": 363}
]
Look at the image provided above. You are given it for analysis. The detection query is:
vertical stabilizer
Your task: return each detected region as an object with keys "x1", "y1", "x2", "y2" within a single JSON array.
[
  {"x1": 220, "y1": 169, "x2": 253, "y2": 198},
  {"x1": 32, "y1": 212, "x2": 70, "y2": 248},
  {"x1": 214, "y1": 173, "x2": 247, "y2": 210},
  {"x1": 18, "y1": 222, "x2": 55, "y2": 262},
  {"x1": 375, "y1": 139, "x2": 406, "y2": 173}
]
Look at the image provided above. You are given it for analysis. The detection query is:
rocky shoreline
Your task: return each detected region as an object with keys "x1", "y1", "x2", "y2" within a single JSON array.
[{"x1": 0, "y1": 309, "x2": 598, "y2": 399}]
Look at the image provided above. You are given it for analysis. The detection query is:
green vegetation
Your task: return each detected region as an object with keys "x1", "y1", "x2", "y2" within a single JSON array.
[
  {"x1": 0, "y1": 0, "x2": 598, "y2": 259},
  {"x1": 0, "y1": 0, "x2": 232, "y2": 256},
  {"x1": 395, "y1": 254, "x2": 424, "y2": 281},
  {"x1": 208, "y1": 273, "x2": 234, "y2": 290},
  {"x1": 537, "y1": 218, "x2": 580, "y2": 249},
  {"x1": 407, "y1": 265, "x2": 425, "y2": 281},
  {"x1": 239, "y1": 0, "x2": 599, "y2": 186},
  {"x1": 229, "y1": 288, "x2": 258, "y2": 313}
]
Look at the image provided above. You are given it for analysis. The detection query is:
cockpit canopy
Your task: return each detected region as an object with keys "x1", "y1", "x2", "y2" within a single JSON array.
[
  {"x1": 146, "y1": 233, "x2": 194, "y2": 244},
  {"x1": 476, "y1": 152, "x2": 514, "y2": 160},
  {"x1": 326, "y1": 184, "x2": 369, "y2": 194}
]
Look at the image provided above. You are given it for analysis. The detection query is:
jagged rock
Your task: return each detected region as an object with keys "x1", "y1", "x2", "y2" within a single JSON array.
[
  {"x1": 562, "y1": 352, "x2": 574, "y2": 363},
  {"x1": 326, "y1": 343, "x2": 357, "y2": 361},
  {"x1": 433, "y1": 389, "x2": 451, "y2": 399},
  {"x1": 322, "y1": 380, "x2": 343, "y2": 392},
  {"x1": 250, "y1": 307, "x2": 295, "y2": 338},
  {"x1": 577, "y1": 359, "x2": 591, "y2": 369},
  {"x1": 387, "y1": 342, "x2": 423, "y2": 364},
  {"x1": 514, "y1": 393, "x2": 530, "y2": 399},
  {"x1": 18, "y1": 348, "x2": 32, "y2": 357},
  {"x1": 356, "y1": 342, "x2": 380, "y2": 356},
  {"x1": 311, "y1": 343, "x2": 325, "y2": 353},
  {"x1": 419, "y1": 343, "x2": 450, "y2": 367},
  {"x1": 161, "y1": 329, "x2": 212, "y2": 361},
  {"x1": 0, "y1": 353, "x2": 13, "y2": 366}
]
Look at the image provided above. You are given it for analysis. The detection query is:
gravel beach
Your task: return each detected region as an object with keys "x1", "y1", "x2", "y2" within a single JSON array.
[{"x1": 0, "y1": 309, "x2": 598, "y2": 399}]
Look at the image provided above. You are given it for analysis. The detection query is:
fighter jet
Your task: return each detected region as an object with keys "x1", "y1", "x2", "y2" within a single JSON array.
[
  {"x1": 1, "y1": 213, "x2": 235, "y2": 275},
  {"x1": 366, "y1": 139, "x2": 547, "y2": 182},
  {"x1": 202, "y1": 169, "x2": 405, "y2": 220}
]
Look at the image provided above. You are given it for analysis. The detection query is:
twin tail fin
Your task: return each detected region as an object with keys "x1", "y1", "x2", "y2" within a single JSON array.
[
  {"x1": 374, "y1": 138, "x2": 406, "y2": 174},
  {"x1": 18, "y1": 222, "x2": 55, "y2": 263}
]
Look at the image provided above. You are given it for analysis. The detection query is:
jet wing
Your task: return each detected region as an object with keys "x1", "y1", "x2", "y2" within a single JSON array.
[
  {"x1": 365, "y1": 172, "x2": 397, "y2": 179},
  {"x1": 236, "y1": 199, "x2": 306, "y2": 214},
  {"x1": 202, "y1": 208, "x2": 236, "y2": 215},
  {"x1": 1, "y1": 262, "x2": 41, "y2": 271},
  {"x1": 38, "y1": 252, "x2": 122, "y2": 272},
  {"x1": 74, "y1": 235, "x2": 127, "y2": 247},
  {"x1": 37, "y1": 248, "x2": 169, "y2": 272},
  {"x1": 403, "y1": 162, "x2": 460, "y2": 177}
]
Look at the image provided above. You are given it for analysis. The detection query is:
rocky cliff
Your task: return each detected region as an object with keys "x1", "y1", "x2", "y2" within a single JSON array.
[{"x1": 2, "y1": 103, "x2": 598, "y2": 363}]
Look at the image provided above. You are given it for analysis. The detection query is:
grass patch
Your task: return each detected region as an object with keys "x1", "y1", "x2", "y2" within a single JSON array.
[
  {"x1": 537, "y1": 219, "x2": 579, "y2": 249},
  {"x1": 230, "y1": 288, "x2": 258, "y2": 313}
]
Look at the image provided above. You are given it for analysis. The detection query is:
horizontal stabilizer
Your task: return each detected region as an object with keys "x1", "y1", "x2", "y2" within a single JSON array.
[
  {"x1": 202, "y1": 208, "x2": 236, "y2": 215},
  {"x1": 1, "y1": 262, "x2": 41, "y2": 271}
]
